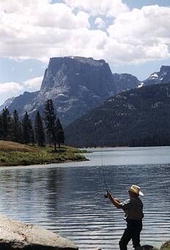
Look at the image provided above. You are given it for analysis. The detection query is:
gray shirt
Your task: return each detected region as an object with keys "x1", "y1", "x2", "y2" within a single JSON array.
[{"x1": 121, "y1": 197, "x2": 144, "y2": 220}]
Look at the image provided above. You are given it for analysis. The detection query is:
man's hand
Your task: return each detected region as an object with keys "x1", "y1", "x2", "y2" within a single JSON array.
[
  {"x1": 104, "y1": 191, "x2": 122, "y2": 209},
  {"x1": 114, "y1": 198, "x2": 121, "y2": 203},
  {"x1": 104, "y1": 190, "x2": 112, "y2": 198}
]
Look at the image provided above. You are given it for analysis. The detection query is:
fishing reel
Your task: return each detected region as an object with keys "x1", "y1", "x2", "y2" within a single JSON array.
[{"x1": 104, "y1": 190, "x2": 110, "y2": 198}]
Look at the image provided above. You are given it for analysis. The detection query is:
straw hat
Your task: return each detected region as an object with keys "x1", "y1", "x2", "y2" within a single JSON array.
[{"x1": 129, "y1": 185, "x2": 144, "y2": 196}]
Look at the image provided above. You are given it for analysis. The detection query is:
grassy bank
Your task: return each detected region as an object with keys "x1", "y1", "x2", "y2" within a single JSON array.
[{"x1": 0, "y1": 140, "x2": 87, "y2": 166}]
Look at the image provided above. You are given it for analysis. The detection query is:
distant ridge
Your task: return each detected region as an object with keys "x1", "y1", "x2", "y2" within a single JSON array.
[{"x1": 65, "y1": 82, "x2": 170, "y2": 147}]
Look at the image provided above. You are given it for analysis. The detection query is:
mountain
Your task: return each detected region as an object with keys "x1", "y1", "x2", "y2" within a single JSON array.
[
  {"x1": 4, "y1": 57, "x2": 170, "y2": 129},
  {"x1": 0, "y1": 97, "x2": 15, "y2": 111},
  {"x1": 144, "y1": 66, "x2": 170, "y2": 85},
  {"x1": 113, "y1": 73, "x2": 139, "y2": 94},
  {"x1": 38, "y1": 57, "x2": 116, "y2": 125},
  {"x1": 5, "y1": 57, "x2": 139, "y2": 126},
  {"x1": 6, "y1": 91, "x2": 39, "y2": 115},
  {"x1": 65, "y1": 83, "x2": 170, "y2": 147}
]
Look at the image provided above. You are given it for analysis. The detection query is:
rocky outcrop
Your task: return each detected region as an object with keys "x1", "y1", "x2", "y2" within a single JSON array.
[
  {"x1": 37, "y1": 57, "x2": 116, "y2": 125},
  {"x1": 41, "y1": 57, "x2": 115, "y2": 96},
  {"x1": 0, "y1": 215, "x2": 78, "y2": 249}
]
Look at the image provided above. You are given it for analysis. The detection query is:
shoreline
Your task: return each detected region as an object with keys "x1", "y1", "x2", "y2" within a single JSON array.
[
  {"x1": 0, "y1": 140, "x2": 87, "y2": 167},
  {"x1": 152, "y1": 241, "x2": 170, "y2": 250}
]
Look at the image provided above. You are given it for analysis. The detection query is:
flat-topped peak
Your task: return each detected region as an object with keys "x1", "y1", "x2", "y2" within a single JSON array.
[{"x1": 49, "y1": 56, "x2": 106, "y2": 67}]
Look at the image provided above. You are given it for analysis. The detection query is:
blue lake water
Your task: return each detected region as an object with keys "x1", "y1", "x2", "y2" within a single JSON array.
[{"x1": 0, "y1": 146, "x2": 170, "y2": 249}]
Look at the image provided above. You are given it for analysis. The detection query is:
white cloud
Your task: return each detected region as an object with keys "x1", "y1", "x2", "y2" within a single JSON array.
[
  {"x1": 95, "y1": 17, "x2": 106, "y2": 29},
  {"x1": 0, "y1": 0, "x2": 170, "y2": 65},
  {"x1": 0, "y1": 82, "x2": 23, "y2": 95},
  {"x1": 107, "y1": 5, "x2": 170, "y2": 63},
  {"x1": 0, "y1": 77, "x2": 43, "y2": 105},
  {"x1": 24, "y1": 76, "x2": 43, "y2": 92},
  {"x1": 34, "y1": 4, "x2": 89, "y2": 29},
  {"x1": 0, "y1": 82, "x2": 23, "y2": 105},
  {"x1": 63, "y1": 0, "x2": 129, "y2": 17}
]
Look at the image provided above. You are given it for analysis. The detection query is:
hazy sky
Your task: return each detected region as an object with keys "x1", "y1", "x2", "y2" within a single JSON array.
[{"x1": 0, "y1": 0, "x2": 170, "y2": 105}]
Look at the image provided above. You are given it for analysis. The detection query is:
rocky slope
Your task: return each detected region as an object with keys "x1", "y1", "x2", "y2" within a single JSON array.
[
  {"x1": 6, "y1": 91, "x2": 39, "y2": 116},
  {"x1": 65, "y1": 83, "x2": 170, "y2": 147}
]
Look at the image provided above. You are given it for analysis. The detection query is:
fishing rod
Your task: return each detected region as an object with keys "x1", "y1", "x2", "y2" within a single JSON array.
[
  {"x1": 97, "y1": 147, "x2": 111, "y2": 198},
  {"x1": 94, "y1": 123, "x2": 111, "y2": 198}
]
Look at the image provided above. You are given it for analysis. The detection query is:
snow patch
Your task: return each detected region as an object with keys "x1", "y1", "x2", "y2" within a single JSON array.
[
  {"x1": 149, "y1": 73, "x2": 158, "y2": 79},
  {"x1": 152, "y1": 102, "x2": 162, "y2": 108},
  {"x1": 138, "y1": 82, "x2": 144, "y2": 88},
  {"x1": 128, "y1": 104, "x2": 135, "y2": 110},
  {"x1": 58, "y1": 93, "x2": 67, "y2": 97},
  {"x1": 95, "y1": 120, "x2": 103, "y2": 126}
]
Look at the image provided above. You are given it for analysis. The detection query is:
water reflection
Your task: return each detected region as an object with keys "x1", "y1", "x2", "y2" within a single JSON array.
[{"x1": 0, "y1": 147, "x2": 169, "y2": 249}]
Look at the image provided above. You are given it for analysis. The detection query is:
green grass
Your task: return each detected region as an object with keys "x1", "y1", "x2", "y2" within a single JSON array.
[{"x1": 0, "y1": 141, "x2": 87, "y2": 166}]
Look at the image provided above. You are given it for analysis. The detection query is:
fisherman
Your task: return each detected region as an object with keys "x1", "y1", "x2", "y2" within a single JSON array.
[{"x1": 105, "y1": 185, "x2": 144, "y2": 250}]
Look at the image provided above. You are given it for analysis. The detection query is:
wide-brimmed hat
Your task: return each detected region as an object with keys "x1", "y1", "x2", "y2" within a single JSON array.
[{"x1": 129, "y1": 185, "x2": 144, "y2": 196}]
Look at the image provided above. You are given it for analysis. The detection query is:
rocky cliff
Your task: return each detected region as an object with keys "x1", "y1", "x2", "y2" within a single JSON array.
[{"x1": 37, "y1": 57, "x2": 116, "y2": 125}]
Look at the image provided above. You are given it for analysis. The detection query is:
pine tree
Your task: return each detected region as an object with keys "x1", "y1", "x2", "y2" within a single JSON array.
[
  {"x1": 0, "y1": 114, "x2": 3, "y2": 139},
  {"x1": 34, "y1": 111, "x2": 45, "y2": 146},
  {"x1": 56, "y1": 118, "x2": 64, "y2": 148},
  {"x1": 44, "y1": 99, "x2": 58, "y2": 151},
  {"x1": 1, "y1": 108, "x2": 12, "y2": 140},
  {"x1": 22, "y1": 112, "x2": 34, "y2": 144},
  {"x1": 11, "y1": 110, "x2": 22, "y2": 142}
]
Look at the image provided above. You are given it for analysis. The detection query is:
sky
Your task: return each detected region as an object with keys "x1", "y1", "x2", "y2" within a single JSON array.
[{"x1": 0, "y1": 0, "x2": 170, "y2": 105}]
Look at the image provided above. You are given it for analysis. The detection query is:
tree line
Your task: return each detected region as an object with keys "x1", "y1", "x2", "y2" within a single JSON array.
[{"x1": 0, "y1": 99, "x2": 64, "y2": 151}]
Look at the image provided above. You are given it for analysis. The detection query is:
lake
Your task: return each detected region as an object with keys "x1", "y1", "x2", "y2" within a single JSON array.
[{"x1": 0, "y1": 146, "x2": 170, "y2": 249}]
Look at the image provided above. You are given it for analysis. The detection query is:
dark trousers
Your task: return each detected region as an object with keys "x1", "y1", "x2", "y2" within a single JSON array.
[{"x1": 119, "y1": 219, "x2": 142, "y2": 250}]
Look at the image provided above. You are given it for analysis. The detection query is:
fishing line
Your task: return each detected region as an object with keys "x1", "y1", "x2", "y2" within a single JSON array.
[
  {"x1": 98, "y1": 147, "x2": 110, "y2": 194},
  {"x1": 94, "y1": 123, "x2": 110, "y2": 196}
]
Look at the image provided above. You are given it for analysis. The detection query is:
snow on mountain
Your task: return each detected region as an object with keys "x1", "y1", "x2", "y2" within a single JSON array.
[{"x1": 144, "y1": 65, "x2": 170, "y2": 85}]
